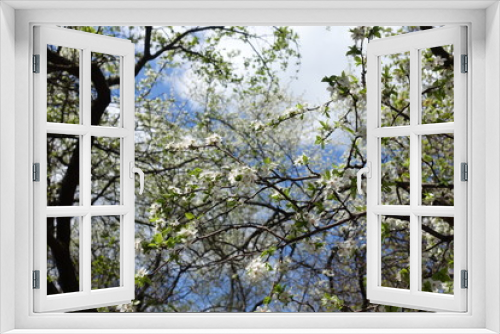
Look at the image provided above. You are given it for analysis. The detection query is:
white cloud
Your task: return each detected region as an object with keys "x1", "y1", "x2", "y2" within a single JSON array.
[
  {"x1": 163, "y1": 26, "x2": 355, "y2": 116},
  {"x1": 280, "y1": 26, "x2": 353, "y2": 105}
]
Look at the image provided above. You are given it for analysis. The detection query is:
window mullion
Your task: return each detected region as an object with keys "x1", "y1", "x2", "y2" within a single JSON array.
[
  {"x1": 82, "y1": 47, "x2": 92, "y2": 294},
  {"x1": 409, "y1": 47, "x2": 421, "y2": 294}
]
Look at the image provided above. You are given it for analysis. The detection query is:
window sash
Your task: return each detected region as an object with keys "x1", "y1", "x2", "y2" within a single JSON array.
[
  {"x1": 33, "y1": 26, "x2": 136, "y2": 312},
  {"x1": 366, "y1": 25, "x2": 467, "y2": 312}
]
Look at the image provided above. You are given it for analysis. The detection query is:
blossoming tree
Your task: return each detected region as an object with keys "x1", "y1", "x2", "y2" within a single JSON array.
[{"x1": 46, "y1": 26, "x2": 455, "y2": 312}]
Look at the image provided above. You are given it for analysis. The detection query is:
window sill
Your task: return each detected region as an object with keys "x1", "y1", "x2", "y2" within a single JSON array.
[{"x1": 4, "y1": 330, "x2": 498, "y2": 334}]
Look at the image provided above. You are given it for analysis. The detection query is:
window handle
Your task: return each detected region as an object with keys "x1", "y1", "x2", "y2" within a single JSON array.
[
  {"x1": 129, "y1": 162, "x2": 145, "y2": 195},
  {"x1": 356, "y1": 162, "x2": 371, "y2": 195}
]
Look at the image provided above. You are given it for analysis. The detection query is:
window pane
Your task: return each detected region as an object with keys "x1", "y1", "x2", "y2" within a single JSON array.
[
  {"x1": 91, "y1": 215, "x2": 121, "y2": 289},
  {"x1": 421, "y1": 134, "x2": 454, "y2": 206},
  {"x1": 421, "y1": 45, "x2": 454, "y2": 124},
  {"x1": 47, "y1": 217, "x2": 80, "y2": 294},
  {"x1": 47, "y1": 45, "x2": 80, "y2": 124},
  {"x1": 421, "y1": 217, "x2": 454, "y2": 294},
  {"x1": 380, "y1": 52, "x2": 410, "y2": 127},
  {"x1": 381, "y1": 215, "x2": 410, "y2": 290},
  {"x1": 91, "y1": 52, "x2": 121, "y2": 127},
  {"x1": 91, "y1": 136, "x2": 120, "y2": 205},
  {"x1": 381, "y1": 136, "x2": 410, "y2": 205},
  {"x1": 47, "y1": 134, "x2": 80, "y2": 206}
]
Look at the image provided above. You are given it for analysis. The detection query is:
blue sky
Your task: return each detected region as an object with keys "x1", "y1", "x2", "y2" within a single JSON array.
[
  {"x1": 133, "y1": 26, "x2": 356, "y2": 153},
  {"x1": 161, "y1": 26, "x2": 354, "y2": 107}
]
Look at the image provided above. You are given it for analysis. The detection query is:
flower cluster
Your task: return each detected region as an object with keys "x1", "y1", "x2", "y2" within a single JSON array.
[
  {"x1": 423, "y1": 55, "x2": 446, "y2": 71},
  {"x1": 166, "y1": 136, "x2": 197, "y2": 151},
  {"x1": 245, "y1": 257, "x2": 269, "y2": 282},
  {"x1": 337, "y1": 238, "x2": 356, "y2": 258},
  {"x1": 293, "y1": 154, "x2": 309, "y2": 166},
  {"x1": 251, "y1": 120, "x2": 266, "y2": 132},
  {"x1": 205, "y1": 133, "x2": 222, "y2": 146},
  {"x1": 317, "y1": 174, "x2": 342, "y2": 198},
  {"x1": 228, "y1": 166, "x2": 258, "y2": 186},
  {"x1": 149, "y1": 202, "x2": 162, "y2": 217},
  {"x1": 136, "y1": 267, "x2": 150, "y2": 278},
  {"x1": 176, "y1": 224, "x2": 198, "y2": 242}
]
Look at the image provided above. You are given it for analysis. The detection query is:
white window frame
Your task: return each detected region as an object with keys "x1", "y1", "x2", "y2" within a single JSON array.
[
  {"x1": 33, "y1": 25, "x2": 136, "y2": 312},
  {"x1": 365, "y1": 26, "x2": 467, "y2": 312},
  {"x1": 0, "y1": 1, "x2": 499, "y2": 333}
]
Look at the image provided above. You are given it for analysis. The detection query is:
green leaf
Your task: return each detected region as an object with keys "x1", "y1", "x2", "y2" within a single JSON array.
[
  {"x1": 346, "y1": 45, "x2": 361, "y2": 57},
  {"x1": 153, "y1": 233, "x2": 163, "y2": 245},
  {"x1": 321, "y1": 75, "x2": 337, "y2": 84},
  {"x1": 399, "y1": 268, "x2": 410, "y2": 283},
  {"x1": 432, "y1": 268, "x2": 451, "y2": 282},
  {"x1": 273, "y1": 283, "x2": 284, "y2": 294},
  {"x1": 185, "y1": 212, "x2": 195, "y2": 220},
  {"x1": 261, "y1": 246, "x2": 277, "y2": 258},
  {"x1": 188, "y1": 168, "x2": 203, "y2": 177}
]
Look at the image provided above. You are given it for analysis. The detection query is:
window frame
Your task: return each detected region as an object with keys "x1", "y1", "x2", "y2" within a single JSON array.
[
  {"x1": 33, "y1": 25, "x2": 137, "y2": 312},
  {"x1": 365, "y1": 26, "x2": 467, "y2": 312},
  {"x1": 0, "y1": 1, "x2": 497, "y2": 333}
]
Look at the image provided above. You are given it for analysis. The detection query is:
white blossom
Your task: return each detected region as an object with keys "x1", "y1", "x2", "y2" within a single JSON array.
[
  {"x1": 251, "y1": 120, "x2": 265, "y2": 131},
  {"x1": 228, "y1": 166, "x2": 258, "y2": 185},
  {"x1": 200, "y1": 170, "x2": 221, "y2": 182},
  {"x1": 255, "y1": 305, "x2": 271, "y2": 312},
  {"x1": 294, "y1": 154, "x2": 309, "y2": 166},
  {"x1": 317, "y1": 175, "x2": 343, "y2": 197},
  {"x1": 338, "y1": 75, "x2": 350, "y2": 87},
  {"x1": 166, "y1": 136, "x2": 196, "y2": 150},
  {"x1": 205, "y1": 133, "x2": 221, "y2": 146},
  {"x1": 149, "y1": 202, "x2": 161, "y2": 217},
  {"x1": 260, "y1": 162, "x2": 277, "y2": 176},
  {"x1": 338, "y1": 238, "x2": 355, "y2": 258},
  {"x1": 116, "y1": 303, "x2": 134, "y2": 312},
  {"x1": 136, "y1": 267, "x2": 149, "y2": 278},
  {"x1": 168, "y1": 218, "x2": 180, "y2": 227},
  {"x1": 168, "y1": 186, "x2": 183, "y2": 195},
  {"x1": 343, "y1": 168, "x2": 356, "y2": 179},
  {"x1": 245, "y1": 257, "x2": 268, "y2": 282},
  {"x1": 176, "y1": 224, "x2": 198, "y2": 241},
  {"x1": 322, "y1": 269, "x2": 335, "y2": 277},
  {"x1": 135, "y1": 238, "x2": 142, "y2": 251},
  {"x1": 433, "y1": 55, "x2": 446, "y2": 67}
]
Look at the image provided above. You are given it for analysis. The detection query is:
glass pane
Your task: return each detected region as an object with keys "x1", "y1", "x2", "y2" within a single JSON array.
[
  {"x1": 381, "y1": 215, "x2": 410, "y2": 289},
  {"x1": 380, "y1": 52, "x2": 410, "y2": 127},
  {"x1": 91, "y1": 136, "x2": 121, "y2": 205},
  {"x1": 47, "y1": 45, "x2": 80, "y2": 124},
  {"x1": 421, "y1": 217, "x2": 454, "y2": 294},
  {"x1": 47, "y1": 217, "x2": 80, "y2": 294},
  {"x1": 91, "y1": 215, "x2": 120, "y2": 289},
  {"x1": 47, "y1": 134, "x2": 80, "y2": 206},
  {"x1": 421, "y1": 45, "x2": 454, "y2": 124},
  {"x1": 91, "y1": 52, "x2": 121, "y2": 127},
  {"x1": 381, "y1": 136, "x2": 410, "y2": 205},
  {"x1": 421, "y1": 134, "x2": 454, "y2": 206}
]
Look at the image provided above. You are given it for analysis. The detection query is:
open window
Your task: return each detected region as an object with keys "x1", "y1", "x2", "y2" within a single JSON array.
[
  {"x1": 364, "y1": 26, "x2": 467, "y2": 312},
  {"x1": 33, "y1": 26, "x2": 139, "y2": 312},
  {"x1": 31, "y1": 24, "x2": 468, "y2": 314}
]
